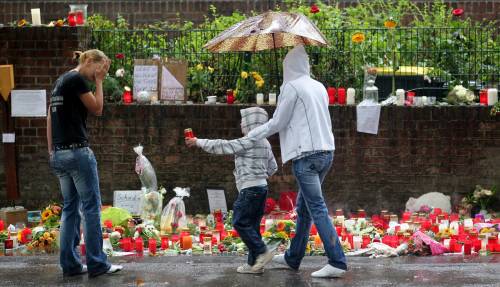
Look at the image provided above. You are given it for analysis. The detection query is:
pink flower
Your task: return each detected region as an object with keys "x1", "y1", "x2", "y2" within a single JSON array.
[{"x1": 452, "y1": 8, "x2": 464, "y2": 17}]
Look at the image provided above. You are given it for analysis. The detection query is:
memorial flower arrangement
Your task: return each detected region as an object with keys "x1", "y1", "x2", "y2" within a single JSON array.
[
  {"x1": 234, "y1": 71, "x2": 265, "y2": 103},
  {"x1": 27, "y1": 226, "x2": 58, "y2": 253},
  {"x1": 188, "y1": 63, "x2": 215, "y2": 102},
  {"x1": 41, "y1": 203, "x2": 62, "y2": 228}
]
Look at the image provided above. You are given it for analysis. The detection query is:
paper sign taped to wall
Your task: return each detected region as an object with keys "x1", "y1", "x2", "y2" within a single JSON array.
[
  {"x1": 133, "y1": 62, "x2": 159, "y2": 100},
  {"x1": 11, "y1": 90, "x2": 46, "y2": 117}
]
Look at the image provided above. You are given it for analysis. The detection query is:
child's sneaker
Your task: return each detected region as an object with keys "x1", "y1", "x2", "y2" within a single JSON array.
[
  {"x1": 251, "y1": 250, "x2": 273, "y2": 272},
  {"x1": 237, "y1": 264, "x2": 263, "y2": 274}
]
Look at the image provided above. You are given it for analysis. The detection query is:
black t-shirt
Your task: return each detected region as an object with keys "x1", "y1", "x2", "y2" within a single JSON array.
[{"x1": 50, "y1": 71, "x2": 91, "y2": 145}]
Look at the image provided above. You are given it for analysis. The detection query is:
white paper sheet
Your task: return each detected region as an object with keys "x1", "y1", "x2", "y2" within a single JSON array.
[
  {"x1": 356, "y1": 100, "x2": 381, "y2": 135},
  {"x1": 11, "y1": 90, "x2": 46, "y2": 117},
  {"x1": 207, "y1": 188, "x2": 227, "y2": 213}
]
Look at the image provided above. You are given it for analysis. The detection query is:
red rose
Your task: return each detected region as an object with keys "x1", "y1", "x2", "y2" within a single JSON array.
[
  {"x1": 104, "y1": 220, "x2": 113, "y2": 229},
  {"x1": 310, "y1": 4, "x2": 320, "y2": 14},
  {"x1": 452, "y1": 8, "x2": 464, "y2": 17},
  {"x1": 115, "y1": 53, "x2": 125, "y2": 59}
]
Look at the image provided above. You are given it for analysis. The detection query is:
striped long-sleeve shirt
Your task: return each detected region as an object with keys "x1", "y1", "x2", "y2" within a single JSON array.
[{"x1": 196, "y1": 107, "x2": 278, "y2": 191}]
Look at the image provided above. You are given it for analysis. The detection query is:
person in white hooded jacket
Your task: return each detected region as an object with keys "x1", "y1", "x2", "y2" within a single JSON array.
[{"x1": 246, "y1": 45, "x2": 347, "y2": 278}]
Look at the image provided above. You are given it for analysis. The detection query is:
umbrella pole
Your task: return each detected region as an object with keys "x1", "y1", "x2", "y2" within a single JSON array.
[{"x1": 273, "y1": 33, "x2": 279, "y2": 92}]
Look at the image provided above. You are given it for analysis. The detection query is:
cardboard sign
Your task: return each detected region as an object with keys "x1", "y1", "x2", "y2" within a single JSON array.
[
  {"x1": 113, "y1": 190, "x2": 143, "y2": 216},
  {"x1": 160, "y1": 58, "x2": 187, "y2": 101},
  {"x1": 133, "y1": 60, "x2": 159, "y2": 100},
  {"x1": 0, "y1": 65, "x2": 14, "y2": 101},
  {"x1": 11, "y1": 90, "x2": 47, "y2": 117},
  {"x1": 206, "y1": 188, "x2": 228, "y2": 213}
]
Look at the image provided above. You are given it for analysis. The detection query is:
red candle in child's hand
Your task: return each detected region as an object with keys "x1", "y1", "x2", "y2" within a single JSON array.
[{"x1": 337, "y1": 88, "x2": 346, "y2": 105}]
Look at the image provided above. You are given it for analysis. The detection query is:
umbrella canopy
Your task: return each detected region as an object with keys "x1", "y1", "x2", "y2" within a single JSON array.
[{"x1": 204, "y1": 11, "x2": 329, "y2": 52}]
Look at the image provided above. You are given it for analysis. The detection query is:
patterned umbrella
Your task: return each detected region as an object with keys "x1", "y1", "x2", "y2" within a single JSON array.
[{"x1": 204, "y1": 11, "x2": 328, "y2": 52}]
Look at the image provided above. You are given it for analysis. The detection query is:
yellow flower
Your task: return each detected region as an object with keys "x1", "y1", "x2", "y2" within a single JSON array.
[
  {"x1": 255, "y1": 80, "x2": 265, "y2": 88},
  {"x1": 384, "y1": 19, "x2": 397, "y2": 29},
  {"x1": 17, "y1": 19, "x2": 28, "y2": 27},
  {"x1": 41, "y1": 209, "x2": 53, "y2": 221},
  {"x1": 241, "y1": 71, "x2": 248, "y2": 79},
  {"x1": 352, "y1": 32, "x2": 366, "y2": 44},
  {"x1": 251, "y1": 72, "x2": 263, "y2": 82},
  {"x1": 195, "y1": 64, "x2": 204, "y2": 71},
  {"x1": 207, "y1": 66, "x2": 214, "y2": 73},
  {"x1": 262, "y1": 232, "x2": 272, "y2": 237},
  {"x1": 43, "y1": 232, "x2": 51, "y2": 240}
]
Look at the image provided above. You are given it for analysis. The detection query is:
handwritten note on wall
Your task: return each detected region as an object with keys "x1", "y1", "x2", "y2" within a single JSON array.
[{"x1": 133, "y1": 65, "x2": 158, "y2": 99}]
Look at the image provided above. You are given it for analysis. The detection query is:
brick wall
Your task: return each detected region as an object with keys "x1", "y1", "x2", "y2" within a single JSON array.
[
  {"x1": 1, "y1": 27, "x2": 499, "y2": 215},
  {"x1": 0, "y1": 1, "x2": 498, "y2": 26}
]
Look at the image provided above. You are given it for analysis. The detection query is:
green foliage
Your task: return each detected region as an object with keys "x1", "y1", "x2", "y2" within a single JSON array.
[{"x1": 88, "y1": 0, "x2": 499, "y2": 103}]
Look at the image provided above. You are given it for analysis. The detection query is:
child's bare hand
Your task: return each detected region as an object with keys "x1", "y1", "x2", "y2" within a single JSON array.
[{"x1": 185, "y1": 137, "x2": 198, "y2": 147}]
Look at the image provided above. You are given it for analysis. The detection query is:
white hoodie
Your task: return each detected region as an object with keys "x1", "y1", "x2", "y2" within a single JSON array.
[{"x1": 247, "y1": 45, "x2": 335, "y2": 163}]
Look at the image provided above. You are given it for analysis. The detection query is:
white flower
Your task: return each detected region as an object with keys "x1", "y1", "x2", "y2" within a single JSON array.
[
  {"x1": 110, "y1": 231, "x2": 121, "y2": 240},
  {"x1": 133, "y1": 231, "x2": 139, "y2": 239},
  {"x1": 484, "y1": 189, "x2": 493, "y2": 196},
  {"x1": 115, "y1": 68, "x2": 125, "y2": 78},
  {"x1": 159, "y1": 187, "x2": 167, "y2": 195}
]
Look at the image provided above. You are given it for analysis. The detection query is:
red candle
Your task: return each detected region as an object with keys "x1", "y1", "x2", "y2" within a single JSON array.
[
  {"x1": 347, "y1": 233, "x2": 354, "y2": 249},
  {"x1": 260, "y1": 224, "x2": 265, "y2": 235},
  {"x1": 310, "y1": 224, "x2": 318, "y2": 235},
  {"x1": 161, "y1": 237, "x2": 169, "y2": 250},
  {"x1": 148, "y1": 238, "x2": 157, "y2": 255},
  {"x1": 171, "y1": 234, "x2": 180, "y2": 243},
  {"x1": 337, "y1": 88, "x2": 346, "y2": 105},
  {"x1": 458, "y1": 225, "x2": 465, "y2": 235},
  {"x1": 75, "y1": 10, "x2": 84, "y2": 25},
  {"x1": 463, "y1": 241, "x2": 472, "y2": 255},
  {"x1": 454, "y1": 242, "x2": 463, "y2": 253},
  {"x1": 68, "y1": 12, "x2": 77, "y2": 27},
  {"x1": 479, "y1": 89, "x2": 488, "y2": 105},
  {"x1": 327, "y1": 87, "x2": 336, "y2": 105},
  {"x1": 402, "y1": 212, "x2": 411, "y2": 222},
  {"x1": 449, "y1": 239, "x2": 456, "y2": 252},
  {"x1": 450, "y1": 213, "x2": 459, "y2": 222},
  {"x1": 362, "y1": 235, "x2": 371, "y2": 248},
  {"x1": 184, "y1": 128, "x2": 194, "y2": 138},
  {"x1": 135, "y1": 237, "x2": 144, "y2": 253},
  {"x1": 406, "y1": 91, "x2": 415, "y2": 105},
  {"x1": 473, "y1": 239, "x2": 481, "y2": 253},
  {"x1": 123, "y1": 90, "x2": 132, "y2": 104},
  {"x1": 487, "y1": 244, "x2": 495, "y2": 252},
  {"x1": 77, "y1": 242, "x2": 85, "y2": 256},
  {"x1": 433, "y1": 208, "x2": 442, "y2": 215},
  {"x1": 335, "y1": 226, "x2": 342, "y2": 236},
  {"x1": 0, "y1": 220, "x2": 4, "y2": 231},
  {"x1": 4, "y1": 239, "x2": 13, "y2": 249},
  {"x1": 226, "y1": 89, "x2": 235, "y2": 104}
]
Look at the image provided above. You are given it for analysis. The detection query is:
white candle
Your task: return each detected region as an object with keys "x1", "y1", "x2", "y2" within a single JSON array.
[
  {"x1": 422, "y1": 96, "x2": 428, "y2": 106},
  {"x1": 353, "y1": 236, "x2": 362, "y2": 250},
  {"x1": 396, "y1": 89, "x2": 405, "y2": 106},
  {"x1": 487, "y1": 88, "x2": 498, "y2": 106},
  {"x1": 31, "y1": 8, "x2": 41, "y2": 26},
  {"x1": 268, "y1": 93, "x2": 276, "y2": 105},
  {"x1": 463, "y1": 218, "x2": 474, "y2": 229},
  {"x1": 346, "y1": 88, "x2": 355, "y2": 105},
  {"x1": 443, "y1": 239, "x2": 451, "y2": 249},
  {"x1": 256, "y1": 93, "x2": 264, "y2": 105}
]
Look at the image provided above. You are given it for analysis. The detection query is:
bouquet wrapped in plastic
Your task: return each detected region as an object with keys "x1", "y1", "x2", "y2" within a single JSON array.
[
  {"x1": 160, "y1": 187, "x2": 190, "y2": 234},
  {"x1": 141, "y1": 187, "x2": 164, "y2": 225},
  {"x1": 134, "y1": 145, "x2": 157, "y2": 192}
]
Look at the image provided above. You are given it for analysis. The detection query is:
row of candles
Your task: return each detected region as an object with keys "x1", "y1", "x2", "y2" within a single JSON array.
[{"x1": 29, "y1": 6, "x2": 87, "y2": 27}]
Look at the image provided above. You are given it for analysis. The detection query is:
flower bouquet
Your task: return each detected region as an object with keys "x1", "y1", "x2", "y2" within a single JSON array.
[
  {"x1": 234, "y1": 71, "x2": 265, "y2": 103},
  {"x1": 160, "y1": 187, "x2": 190, "y2": 234},
  {"x1": 262, "y1": 220, "x2": 295, "y2": 251},
  {"x1": 27, "y1": 226, "x2": 58, "y2": 254},
  {"x1": 41, "y1": 203, "x2": 62, "y2": 229}
]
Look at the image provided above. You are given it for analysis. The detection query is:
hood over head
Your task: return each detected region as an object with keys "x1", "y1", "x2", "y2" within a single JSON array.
[
  {"x1": 282, "y1": 45, "x2": 311, "y2": 87},
  {"x1": 240, "y1": 107, "x2": 269, "y2": 135}
]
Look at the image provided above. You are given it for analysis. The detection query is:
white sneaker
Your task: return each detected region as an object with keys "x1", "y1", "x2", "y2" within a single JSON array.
[
  {"x1": 311, "y1": 264, "x2": 346, "y2": 278},
  {"x1": 81, "y1": 265, "x2": 88, "y2": 273},
  {"x1": 106, "y1": 264, "x2": 123, "y2": 274},
  {"x1": 251, "y1": 251, "x2": 273, "y2": 272},
  {"x1": 272, "y1": 254, "x2": 293, "y2": 269},
  {"x1": 237, "y1": 264, "x2": 263, "y2": 274}
]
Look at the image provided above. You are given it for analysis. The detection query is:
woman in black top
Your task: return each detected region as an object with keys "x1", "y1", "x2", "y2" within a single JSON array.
[{"x1": 47, "y1": 49, "x2": 122, "y2": 277}]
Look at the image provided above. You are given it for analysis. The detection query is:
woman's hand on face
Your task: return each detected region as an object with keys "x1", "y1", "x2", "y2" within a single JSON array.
[{"x1": 95, "y1": 59, "x2": 110, "y2": 83}]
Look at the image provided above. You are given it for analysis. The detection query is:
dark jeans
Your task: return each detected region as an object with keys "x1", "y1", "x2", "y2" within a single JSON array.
[
  {"x1": 50, "y1": 147, "x2": 110, "y2": 276},
  {"x1": 232, "y1": 185, "x2": 268, "y2": 266},
  {"x1": 285, "y1": 151, "x2": 347, "y2": 271}
]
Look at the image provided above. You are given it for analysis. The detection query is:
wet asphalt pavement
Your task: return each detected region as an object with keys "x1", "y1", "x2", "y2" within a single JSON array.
[{"x1": 0, "y1": 254, "x2": 498, "y2": 287}]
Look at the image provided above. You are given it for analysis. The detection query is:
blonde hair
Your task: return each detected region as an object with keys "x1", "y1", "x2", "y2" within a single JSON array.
[{"x1": 73, "y1": 49, "x2": 108, "y2": 65}]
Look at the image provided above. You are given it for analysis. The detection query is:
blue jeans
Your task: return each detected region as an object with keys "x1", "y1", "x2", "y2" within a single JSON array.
[
  {"x1": 285, "y1": 151, "x2": 347, "y2": 270},
  {"x1": 50, "y1": 147, "x2": 110, "y2": 276},
  {"x1": 232, "y1": 185, "x2": 268, "y2": 266}
]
